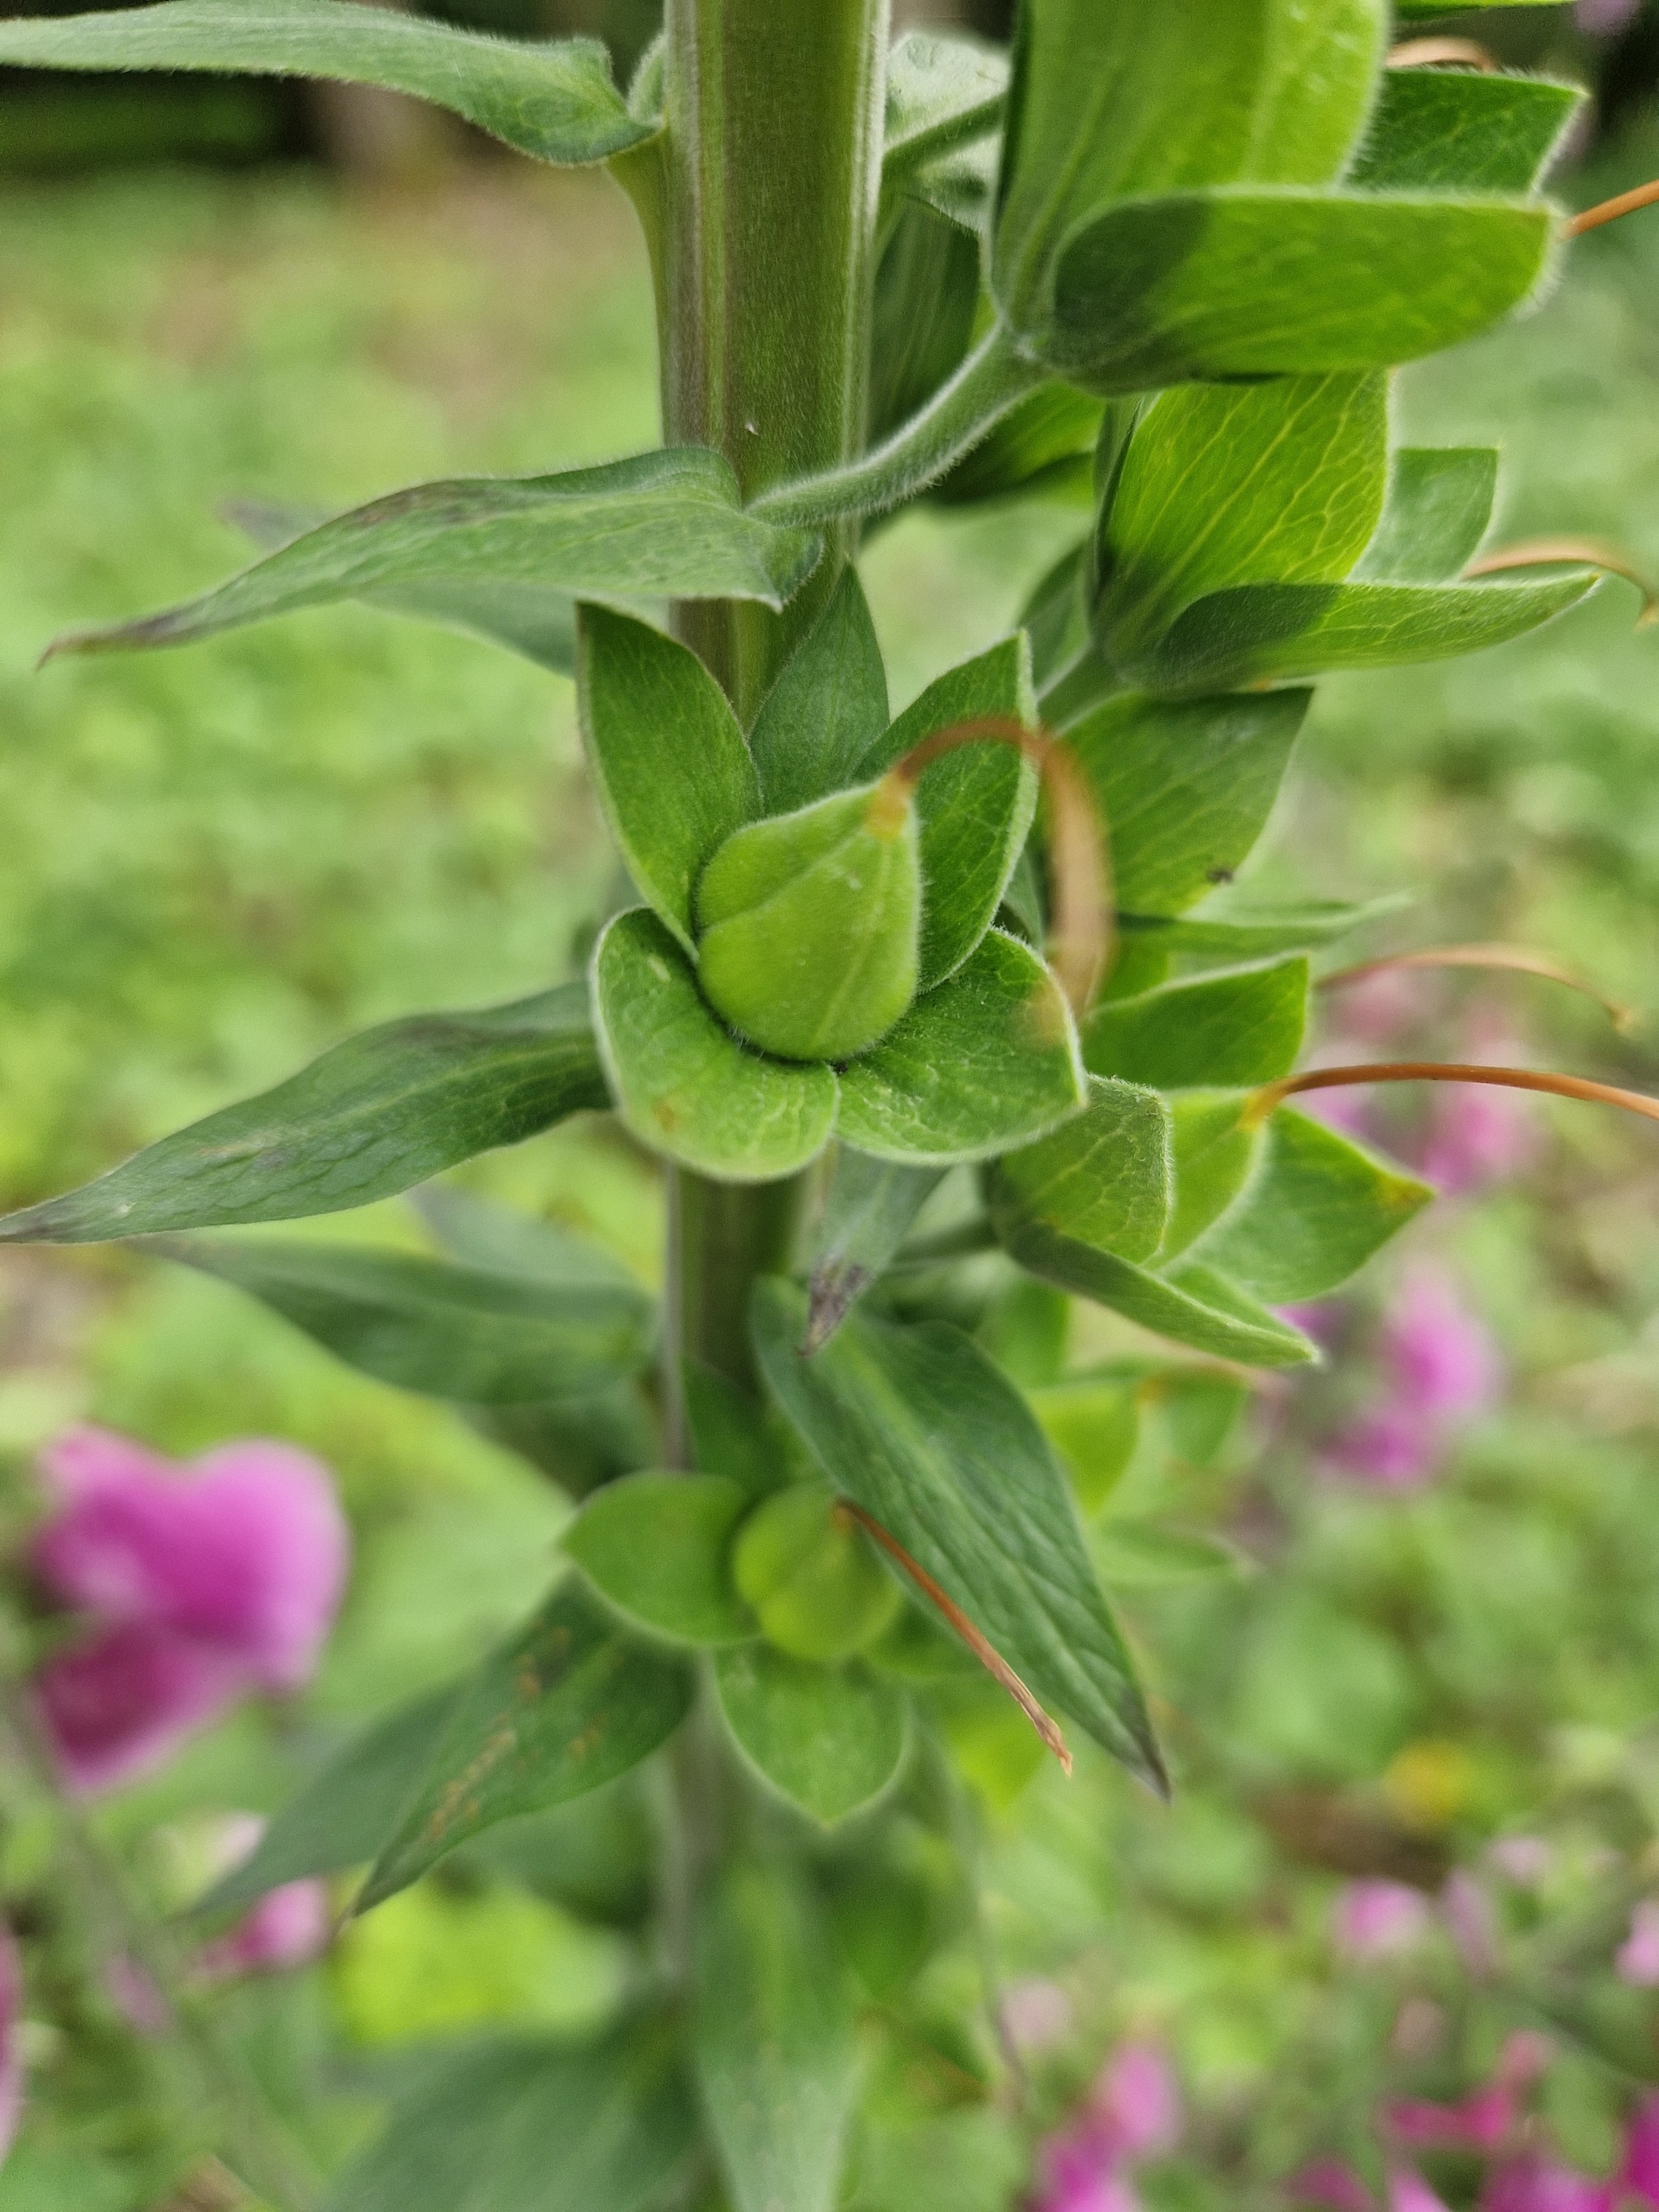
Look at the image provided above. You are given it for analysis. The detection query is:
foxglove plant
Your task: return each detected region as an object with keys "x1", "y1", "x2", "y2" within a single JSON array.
[{"x1": 0, "y1": 2, "x2": 1656, "y2": 2206}]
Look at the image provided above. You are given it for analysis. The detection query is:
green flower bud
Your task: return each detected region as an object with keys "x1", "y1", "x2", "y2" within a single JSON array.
[
  {"x1": 731, "y1": 1484, "x2": 903, "y2": 1663},
  {"x1": 694, "y1": 779, "x2": 921, "y2": 1063}
]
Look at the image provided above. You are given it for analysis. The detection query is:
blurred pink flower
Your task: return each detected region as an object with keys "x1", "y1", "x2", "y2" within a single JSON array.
[
  {"x1": 1037, "y1": 2141, "x2": 1141, "y2": 2212},
  {"x1": 1482, "y1": 2154, "x2": 1611, "y2": 2212},
  {"x1": 1421, "y1": 1080, "x2": 1541, "y2": 1198},
  {"x1": 1333, "y1": 1881, "x2": 1431, "y2": 1961},
  {"x1": 1328, "y1": 1268, "x2": 1500, "y2": 1493},
  {"x1": 104, "y1": 1953, "x2": 169, "y2": 2039},
  {"x1": 1617, "y1": 1901, "x2": 1659, "y2": 1988},
  {"x1": 1385, "y1": 2034, "x2": 1552, "y2": 2159},
  {"x1": 1290, "y1": 2160, "x2": 1377, "y2": 2212},
  {"x1": 30, "y1": 1426, "x2": 348, "y2": 1796},
  {"x1": 1440, "y1": 1872, "x2": 1499, "y2": 1980},
  {"x1": 1620, "y1": 2098, "x2": 1659, "y2": 2210},
  {"x1": 1390, "y1": 2171, "x2": 1452, "y2": 2212},
  {"x1": 1327, "y1": 969, "x2": 1433, "y2": 1046},
  {"x1": 1003, "y1": 1977, "x2": 1075, "y2": 2056},
  {"x1": 1034, "y1": 2040, "x2": 1181, "y2": 2212},
  {"x1": 0, "y1": 1925, "x2": 21, "y2": 2170},
  {"x1": 1576, "y1": 0, "x2": 1640, "y2": 33},
  {"x1": 1328, "y1": 1406, "x2": 1439, "y2": 1491},
  {"x1": 1486, "y1": 1837, "x2": 1552, "y2": 1889},
  {"x1": 197, "y1": 1879, "x2": 331, "y2": 1984}
]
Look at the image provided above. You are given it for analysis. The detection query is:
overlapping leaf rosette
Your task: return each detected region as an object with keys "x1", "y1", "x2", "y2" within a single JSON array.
[{"x1": 0, "y1": 0, "x2": 1652, "y2": 2201}]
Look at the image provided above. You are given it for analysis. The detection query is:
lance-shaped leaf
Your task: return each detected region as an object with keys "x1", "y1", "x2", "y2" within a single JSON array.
[
  {"x1": 870, "y1": 199, "x2": 980, "y2": 449},
  {"x1": 749, "y1": 567, "x2": 889, "y2": 816},
  {"x1": 998, "y1": 1218, "x2": 1315, "y2": 1368},
  {"x1": 1142, "y1": 569, "x2": 1598, "y2": 696},
  {"x1": 882, "y1": 28, "x2": 1008, "y2": 193},
  {"x1": 144, "y1": 1234, "x2": 656, "y2": 1404},
  {"x1": 1042, "y1": 191, "x2": 1554, "y2": 395},
  {"x1": 1354, "y1": 449, "x2": 1499, "y2": 586},
  {"x1": 1350, "y1": 67, "x2": 1584, "y2": 196},
  {"x1": 1094, "y1": 374, "x2": 1389, "y2": 680},
  {"x1": 806, "y1": 1150, "x2": 946, "y2": 1353},
  {"x1": 932, "y1": 385, "x2": 1103, "y2": 509},
  {"x1": 683, "y1": 1362, "x2": 793, "y2": 1502},
  {"x1": 0, "y1": 987, "x2": 607, "y2": 1244},
  {"x1": 1118, "y1": 900, "x2": 1384, "y2": 966},
  {"x1": 857, "y1": 635, "x2": 1038, "y2": 990},
  {"x1": 752, "y1": 1281, "x2": 1163, "y2": 1786},
  {"x1": 592, "y1": 911, "x2": 838, "y2": 1182},
  {"x1": 197, "y1": 1684, "x2": 458, "y2": 1917},
  {"x1": 229, "y1": 496, "x2": 578, "y2": 676},
  {"x1": 321, "y1": 2018, "x2": 696, "y2": 2212},
  {"x1": 715, "y1": 1647, "x2": 908, "y2": 1823},
  {"x1": 359, "y1": 1580, "x2": 691, "y2": 1910},
  {"x1": 1155, "y1": 1093, "x2": 1260, "y2": 1262},
  {"x1": 0, "y1": 2, "x2": 655, "y2": 167},
  {"x1": 837, "y1": 930, "x2": 1087, "y2": 1165},
  {"x1": 1084, "y1": 958, "x2": 1309, "y2": 1091},
  {"x1": 1189, "y1": 1106, "x2": 1431, "y2": 1302},
  {"x1": 985, "y1": 1078, "x2": 1172, "y2": 1267},
  {"x1": 46, "y1": 450, "x2": 821, "y2": 659},
  {"x1": 696, "y1": 1860, "x2": 859, "y2": 2212},
  {"x1": 1065, "y1": 690, "x2": 1309, "y2": 918},
  {"x1": 412, "y1": 1183, "x2": 639, "y2": 1293},
  {"x1": 562, "y1": 1473, "x2": 755, "y2": 1647},
  {"x1": 578, "y1": 607, "x2": 759, "y2": 950}
]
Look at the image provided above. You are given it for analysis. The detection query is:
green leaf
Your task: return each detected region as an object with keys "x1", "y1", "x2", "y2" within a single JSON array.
[
  {"x1": 984, "y1": 1077, "x2": 1173, "y2": 1267},
  {"x1": 228, "y1": 496, "x2": 579, "y2": 675},
  {"x1": 1145, "y1": 569, "x2": 1598, "y2": 694},
  {"x1": 1094, "y1": 375, "x2": 1388, "y2": 678},
  {"x1": 1043, "y1": 190, "x2": 1554, "y2": 394},
  {"x1": 145, "y1": 1234, "x2": 655, "y2": 1404},
  {"x1": 578, "y1": 606, "x2": 759, "y2": 951},
  {"x1": 683, "y1": 1361, "x2": 791, "y2": 1502},
  {"x1": 859, "y1": 635, "x2": 1038, "y2": 989},
  {"x1": 1118, "y1": 900, "x2": 1384, "y2": 965},
  {"x1": 48, "y1": 450, "x2": 821, "y2": 658},
  {"x1": 931, "y1": 385, "x2": 1103, "y2": 509},
  {"x1": 714, "y1": 1646, "x2": 908, "y2": 1824},
  {"x1": 994, "y1": 0, "x2": 1384, "y2": 331},
  {"x1": 1354, "y1": 448, "x2": 1499, "y2": 584},
  {"x1": 837, "y1": 930, "x2": 1087, "y2": 1164},
  {"x1": 1094, "y1": 1519, "x2": 1247, "y2": 1587},
  {"x1": 696, "y1": 1860, "x2": 859, "y2": 2212},
  {"x1": 1190, "y1": 1106, "x2": 1431, "y2": 1302},
  {"x1": 999, "y1": 1217, "x2": 1315, "y2": 1367},
  {"x1": 1064, "y1": 690, "x2": 1309, "y2": 917},
  {"x1": 749, "y1": 567, "x2": 889, "y2": 816},
  {"x1": 753, "y1": 1281, "x2": 1162, "y2": 1786},
  {"x1": 359, "y1": 1580, "x2": 691, "y2": 1909},
  {"x1": 882, "y1": 28, "x2": 1008, "y2": 191},
  {"x1": 562, "y1": 1473, "x2": 754, "y2": 1647},
  {"x1": 476, "y1": 1390, "x2": 658, "y2": 1500},
  {"x1": 1156, "y1": 1093, "x2": 1259, "y2": 1261},
  {"x1": 1350, "y1": 66, "x2": 1584, "y2": 195},
  {"x1": 805, "y1": 1149, "x2": 946, "y2": 1352},
  {"x1": 591, "y1": 911, "x2": 838, "y2": 1182},
  {"x1": 1029, "y1": 1375, "x2": 1140, "y2": 1518},
  {"x1": 0, "y1": 987, "x2": 607, "y2": 1245},
  {"x1": 870, "y1": 198, "x2": 980, "y2": 449},
  {"x1": 196, "y1": 1685, "x2": 456, "y2": 1916},
  {"x1": 321, "y1": 2018, "x2": 695, "y2": 2212},
  {"x1": 412, "y1": 1184, "x2": 639, "y2": 1292},
  {"x1": 0, "y1": 2, "x2": 655, "y2": 166},
  {"x1": 1083, "y1": 957, "x2": 1309, "y2": 1089}
]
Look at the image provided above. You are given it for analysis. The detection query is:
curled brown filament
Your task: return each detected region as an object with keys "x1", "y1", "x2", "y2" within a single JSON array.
[
  {"x1": 877, "y1": 715, "x2": 1111, "y2": 1019},
  {"x1": 1464, "y1": 537, "x2": 1659, "y2": 625},
  {"x1": 1318, "y1": 944, "x2": 1637, "y2": 1033},
  {"x1": 1567, "y1": 178, "x2": 1659, "y2": 239},
  {"x1": 1244, "y1": 1060, "x2": 1659, "y2": 1135},
  {"x1": 836, "y1": 1499, "x2": 1073, "y2": 1775},
  {"x1": 1387, "y1": 37, "x2": 1498, "y2": 70}
]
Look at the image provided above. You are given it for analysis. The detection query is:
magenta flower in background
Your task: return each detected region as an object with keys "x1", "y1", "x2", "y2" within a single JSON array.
[
  {"x1": 1034, "y1": 2039, "x2": 1181, "y2": 2212},
  {"x1": 0, "y1": 1924, "x2": 22, "y2": 2171},
  {"x1": 1421, "y1": 1072, "x2": 1541, "y2": 1198},
  {"x1": 1290, "y1": 2159, "x2": 1379, "y2": 2212},
  {"x1": 30, "y1": 1426, "x2": 348, "y2": 1795},
  {"x1": 1620, "y1": 2099, "x2": 1659, "y2": 2210},
  {"x1": 1486, "y1": 1837, "x2": 1553, "y2": 1890},
  {"x1": 1439, "y1": 1872, "x2": 1499, "y2": 1981},
  {"x1": 1002, "y1": 1977, "x2": 1075, "y2": 2057},
  {"x1": 1328, "y1": 1266, "x2": 1500, "y2": 1492},
  {"x1": 197, "y1": 1878, "x2": 331, "y2": 1984},
  {"x1": 1616, "y1": 1901, "x2": 1659, "y2": 1988},
  {"x1": 1482, "y1": 2153, "x2": 1611, "y2": 2212},
  {"x1": 1333, "y1": 1881, "x2": 1431, "y2": 1962},
  {"x1": 1390, "y1": 2170, "x2": 1452, "y2": 2212},
  {"x1": 1576, "y1": 0, "x2": 1640, "y2": 33}
]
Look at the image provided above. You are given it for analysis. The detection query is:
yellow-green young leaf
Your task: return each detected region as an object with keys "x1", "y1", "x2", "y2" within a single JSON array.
[
  {"x1": 682, "y1": 1361, "x2": 794, "y2": 1503},
  {"x1": 1350, "y1": 68, "x2": 1584, "y2": 196},
  {"x1": 0, "y1": 986, "x2": 607, "y2": 1245},
  {"x1": 1094, "y1": 375, "x2": 1388, "y2": 678},
  {"x1": 985, "y1": 1076, "x2": 1174, "y2": 1266},
  {"x1": 697, "y1": 1861, "x2": 859, "y2": 2212},
  {"x1": 1354, "y1": 449, "x2": 1499, "y2": 585},
  {"x1": 1145, "y1": 569, "x2": 1598, "y2": 696},
  {"x1": 197, "y1": 1685, "x2": 458, "y2": 1917},
  {"x1": 48, "y1": 450, "x2": 820, "y2": 660},
  {"x1": 562, "y1": 1474, "x2": 754, "y2": 1648},
  {"x1": 748, "y1": 567, "x2": 889, "y2": 816},
  {"x1": 882, "y1": 28, "x2": 1009, "y2": 191},
  {"x1": 1030, "y1": 1377, "x2": 1141, "y2": 1517},
  {"x1": 695, "y1": 785, "x2": 923, "y2": 1063},
  {"x1": 1000, "y1": 1218, "x2": 1316, "y2": 1369},
  {"x1": 806, "y1": 1150, "x2": 946, "y2": 1352},
  {"x1": 732, "y1": 1485, "x2": 903, "y2": 1663},
  {"x1": 932, "y1": 383, "x2": 1102, "y2": 509},
  {"x1": 358, "y1": 1581, "x2": 692, "y2": 1910},
  {"x1": 1188, "y1": 1106, "x2": 1431, "y2": 1302},
  {"x1": 0, "y1": 2, "x2": 654, "y2": 165},
  {"x1": 714, "y1": 1647, "x2": 908, "y2": 1824},
  {"x1": 1064, "y1": 691, "x2": 1310, "y2": 918},
  {"x1": 1043, "y1": 190, "x2": 1554, "y2": 395},
  {"x1": 320, "y1": 2018, "x2": 695, "y2": 2212},
  {"x1": 856, "y1": 635, "x2": 1038, "y2": 989},
  {"x1": 591, "y1": 912, "x2": 838, "y2": 1183},
  {"x1": 1083, "y1": 958, "x2": 1309, "y2": 1091},
  {"x1": 579, "y1": 607, "x2": 759, "y2": 953},
  {"x1": 836, "y1": 931, "x2": 1087, "y2": 1164},
  {"x1": 870, "y1": 199, "x2": 980, "y2": 447},
  {"x1": 752, "y1": 1280, "x2": 1163, "y2": 1787},
  {"x1": 1155, "y1": 1093, "x2": 1259, "y2": 1263},
  {"x1": 143, "y1": 1235, "x2": 656, "y2": 1404},
  {"x1": 1094, "y1": 1520, "x2": 1248, "y2": 1588}
]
